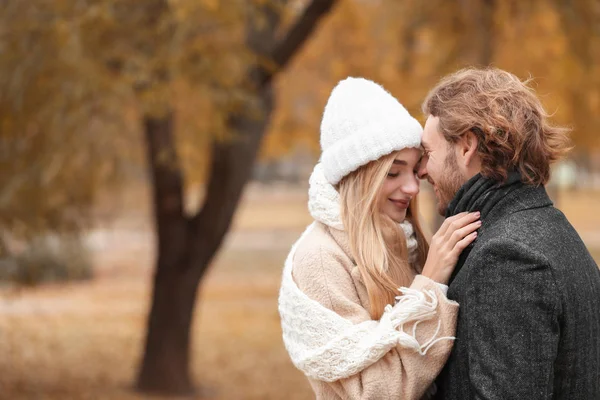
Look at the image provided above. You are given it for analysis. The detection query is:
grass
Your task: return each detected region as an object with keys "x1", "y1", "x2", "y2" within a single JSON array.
[
  {"x1": 1, "y1": 184, "x2": 599, "y2": 400},
  {"x1": 0, "y1": 247, "x2": 312, "y2": 400}
]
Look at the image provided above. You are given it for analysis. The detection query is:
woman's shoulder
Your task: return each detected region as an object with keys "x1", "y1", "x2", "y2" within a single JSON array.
[
  {"x1": 293, "y1": 222, "x2": 350, "y2": 267},
  {"x1": 290, "y1": 222, "x2": 363, "y2": 312},
  {"x1": 291, "y1": 222, "x2": 356, "y2": 288}
]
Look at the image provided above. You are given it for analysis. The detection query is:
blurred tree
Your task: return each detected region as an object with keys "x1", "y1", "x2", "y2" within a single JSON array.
[
  {"x1": 1, "y1": 0, "x2": 336, "y2": 395},
  {"x1": 553, "y1": 0, "x2": 600, "y2": 152},
  {"x1": 131, "y1": 1, "x2": 337, "y2": 394},
  {"x1": 270, "y1": 0, "x2": 600, "y2": 163},
  {"x1": 269, "y1": 0, "x2": 600, "y2": 229},
  {"x1": 0, "y1": 0, "x2": 129, "y2": 279}
]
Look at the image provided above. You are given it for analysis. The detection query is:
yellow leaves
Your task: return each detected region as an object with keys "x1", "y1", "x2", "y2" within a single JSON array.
[
  {"x1": 265, "y1": 0, "x2": 600, "y2": 161},
  {"x1": 53, "y1": 19, "x2": 72, "y2": 44},
  {"x1": 199, "y1": 0, "x2": 220, "y2": 11},
  {"x1": 135, "y1": 81, "x2": 172, "y2": 119},
  {"x1": 590, "y1": 91, "x2": 599, "y2": 114},
  {"x1": 2, "y1": 0, "x2": 599, "y2": 235},
  {"x1": 1, "y1": 0, "x2": 283, "y2": 236}
]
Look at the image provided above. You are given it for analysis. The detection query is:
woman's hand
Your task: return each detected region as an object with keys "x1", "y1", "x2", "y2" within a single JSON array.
[{"x1": 421, "y1": 212, "x2": 481, "y2": 285}]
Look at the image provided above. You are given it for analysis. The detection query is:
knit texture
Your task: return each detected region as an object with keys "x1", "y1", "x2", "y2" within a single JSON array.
[
  {"x1": 278, "y1": 163, "x2": 459, "y2": 395},
  {"x1": 279, "y1": 224, "x2": 447, "y2": 383},
  {"x1": 320, "y1": 77, "x2": 422, "y2": 185}
]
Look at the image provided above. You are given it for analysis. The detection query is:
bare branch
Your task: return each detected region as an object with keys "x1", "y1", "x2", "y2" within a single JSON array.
[{"x1": 258, "y1": 0, "x2": 337, "y2": 87}]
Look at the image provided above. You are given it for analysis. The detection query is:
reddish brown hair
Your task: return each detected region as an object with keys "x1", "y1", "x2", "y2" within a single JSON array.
[{"x1": 422, "y1": 67, "x2": 571, "y2": 185}]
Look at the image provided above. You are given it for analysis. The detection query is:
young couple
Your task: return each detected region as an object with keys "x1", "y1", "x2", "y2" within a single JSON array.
[{"x1": 278, "y1": 67, "x2": 600, "y2": 400}]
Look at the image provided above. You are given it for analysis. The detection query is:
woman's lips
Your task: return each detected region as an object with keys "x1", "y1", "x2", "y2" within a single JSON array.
[{"x1": 389, "y1": 199, "x2": 410, "y2": 209}]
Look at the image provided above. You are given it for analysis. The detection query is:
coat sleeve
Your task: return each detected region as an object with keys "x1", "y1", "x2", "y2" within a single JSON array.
[
  {"x1": 463, "y1": 237, "x2": 561, "y2": 400},
  {"x1": 292, "y1": 246, "x2": 459, "y2": 400}
]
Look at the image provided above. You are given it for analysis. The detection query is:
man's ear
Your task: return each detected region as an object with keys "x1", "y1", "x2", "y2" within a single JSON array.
[{"x1": 460, "y1": 130, "x2": 479, "y2": 167}]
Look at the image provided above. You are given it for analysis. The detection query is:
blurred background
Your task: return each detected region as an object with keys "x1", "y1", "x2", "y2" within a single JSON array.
[{"x1": 0, "y1": 0, "x2": 599, "y2": 399}]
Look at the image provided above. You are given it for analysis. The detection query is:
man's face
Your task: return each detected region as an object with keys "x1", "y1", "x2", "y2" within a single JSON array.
[{"x1": 418, "y1": 116, "x2": 466, "y2": 216}]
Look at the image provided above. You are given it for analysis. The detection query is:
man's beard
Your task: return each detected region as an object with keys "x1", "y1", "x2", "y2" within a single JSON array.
[{"x1": 435, "y1": 149, "x2": 465, "y2": 216}]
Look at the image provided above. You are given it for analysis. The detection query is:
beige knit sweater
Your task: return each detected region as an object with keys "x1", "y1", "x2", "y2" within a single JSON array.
[
  {"x1": 291, "y1": 222, "x2": 458, "y2": 400},
  {"x1": 282, "y1": 164, "x2": 459, "y2": 400}
]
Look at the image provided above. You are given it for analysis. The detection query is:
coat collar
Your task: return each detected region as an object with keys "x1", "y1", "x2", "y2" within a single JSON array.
[
  {"x1": 445, "y1": 170, "x2": 554, "y2": 284},
  {"x1": 446, "y1": 170, "x2": 553, "y2": 227}
]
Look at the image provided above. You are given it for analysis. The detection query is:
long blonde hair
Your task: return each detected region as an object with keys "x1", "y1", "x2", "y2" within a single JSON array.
[{"x1": 338, "y1": 152, "x2": 430, "y2": 319}]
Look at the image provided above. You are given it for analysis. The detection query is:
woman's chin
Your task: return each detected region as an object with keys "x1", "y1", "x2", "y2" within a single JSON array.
[{"x1": 385, "y1": 210, "x2": 407, "y2": 224}]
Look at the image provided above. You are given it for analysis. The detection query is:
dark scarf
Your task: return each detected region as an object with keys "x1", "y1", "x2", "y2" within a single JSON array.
[
  {"x1": 444, "y1": 170, "x2": 525, "y2": 283},
  {"x1": 446, "y1": 170, "x2": 524, "y2": 219}
]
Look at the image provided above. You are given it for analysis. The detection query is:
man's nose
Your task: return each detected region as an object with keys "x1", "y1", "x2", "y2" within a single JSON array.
[{"x1": 417, "y1": 162, "x2": 428, "y2": 180}]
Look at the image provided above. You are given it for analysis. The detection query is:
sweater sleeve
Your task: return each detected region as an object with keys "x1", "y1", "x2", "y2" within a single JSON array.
[
  {"x1": 292, "y1": 247, "x2": 459, "y2": 400},
  {"x1": 435, "y1": 282, "x2": 449, "y2": 295}
]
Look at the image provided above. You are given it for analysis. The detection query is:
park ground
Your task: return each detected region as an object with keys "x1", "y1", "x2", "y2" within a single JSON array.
[{"x1": 1, "y1": 185, "x2": 599, "y2": 400}]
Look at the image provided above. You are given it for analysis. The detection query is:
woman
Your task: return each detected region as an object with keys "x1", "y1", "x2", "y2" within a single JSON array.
[{"x1": 278, "y1": 77, "x2": 480, "y2": 399}]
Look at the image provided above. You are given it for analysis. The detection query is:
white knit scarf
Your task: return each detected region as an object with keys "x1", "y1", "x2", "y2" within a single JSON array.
[{"x1": 278, "y1": 164, "x2": 452, "y2": 383}]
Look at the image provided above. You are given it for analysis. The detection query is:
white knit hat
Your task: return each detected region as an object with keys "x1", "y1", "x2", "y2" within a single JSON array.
[{"x1": 319, "y1": 77, "x2": 423, "y2": 185}]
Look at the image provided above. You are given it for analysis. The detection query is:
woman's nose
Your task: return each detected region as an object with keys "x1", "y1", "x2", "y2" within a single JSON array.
[{"x1": 403, "y1": 177, "x2": 420, "y2": 196}]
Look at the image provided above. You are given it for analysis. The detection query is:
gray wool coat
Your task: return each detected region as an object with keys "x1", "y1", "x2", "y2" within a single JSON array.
[{"x1": 433, "y1": 172, "x2": 600, "y2": 400}]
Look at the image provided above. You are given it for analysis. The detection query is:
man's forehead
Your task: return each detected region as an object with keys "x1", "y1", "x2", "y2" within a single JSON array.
[
  {"x1": 422, "y1": 116, "x2": 439, "y2": 146},
  {"x1": 421, "y1": 127, "x2": 432, "y2": 148}
]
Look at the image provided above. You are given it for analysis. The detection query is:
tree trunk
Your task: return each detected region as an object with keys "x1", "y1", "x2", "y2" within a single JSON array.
[
  {"x1": 137, "y1": 114, "x2": 199, "y2": 394},
  {"x1": 136, "y1": 90, "x2": 275, "y2": 396},
  {"x1": 136, "y1": 260, "x2": 199, "y2": 394},
  {"x1": 136, "y1": 1, "x2": 337, "y2": 395}
]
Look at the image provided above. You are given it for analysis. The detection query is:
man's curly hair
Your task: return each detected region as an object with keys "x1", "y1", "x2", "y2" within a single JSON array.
[{"x1": 422, "y1": 67, "x2": 571, "y2": 186}]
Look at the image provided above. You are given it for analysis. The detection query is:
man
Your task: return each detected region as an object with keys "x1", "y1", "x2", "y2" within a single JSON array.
[{"x1": 417, "y1": 68, "x2": 600, "y2": 399}]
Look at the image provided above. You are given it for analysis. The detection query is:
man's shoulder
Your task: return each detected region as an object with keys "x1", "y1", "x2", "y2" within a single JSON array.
[
  {"x1": 476, "y1": 204, "x2": 580, "y2": 256},
  {"x1": 462, "y1": 204, "x2": 593, "y2": 286},
  {"x1": 459, "y1": 212, "x2": 555, "y2": 285},
  {"x1": 469, "y1": 233, "x2": 550, "y2": 268}
]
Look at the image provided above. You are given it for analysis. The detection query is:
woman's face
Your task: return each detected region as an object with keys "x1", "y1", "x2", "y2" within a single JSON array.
[{"x1": 378, "y1": 148, "x2": 421, "y2": 223}]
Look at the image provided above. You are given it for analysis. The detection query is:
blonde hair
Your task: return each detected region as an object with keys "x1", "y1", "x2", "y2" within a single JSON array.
[
  {"x1": 338, "y1": 152, "x2": 429, "y2": 319},
  {"x1": 422, "y1": 67, "x2": 571, "y2": 185}
]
